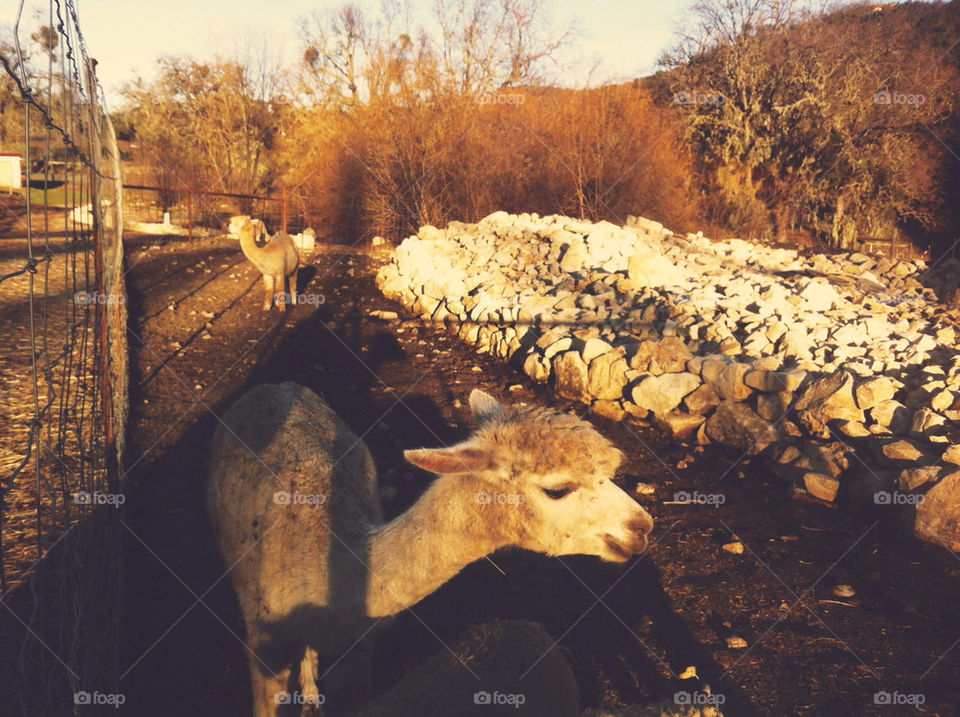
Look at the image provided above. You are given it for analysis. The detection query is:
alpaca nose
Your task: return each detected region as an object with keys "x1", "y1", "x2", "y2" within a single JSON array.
[{"x1": 630, "y1": 509, "x2": 654, "y2": 537}]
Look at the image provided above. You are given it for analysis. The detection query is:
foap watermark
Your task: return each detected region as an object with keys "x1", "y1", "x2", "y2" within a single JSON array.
[
  {"x1": 673, "y1": 91, "x2": 725, "y2": 106},
  {"x1": 475, "y1": 90, "x2": 526, "y2": 106},
  {"x1": 74, "y1": 490, "x2": 125, "y2": 508},
  {"x1": 874, "y1": 491, "x2": 924, "y2": 506},
  {"x1": 874, "y1": 690, "x2": 925, "y2": 706},
  {"x1": 873, "y1": 90, "x2": 925, "y2": 106},
  {"x1": 475, "y1": 490, "x2": 525, "y2": 506},
  {"x1": 75, "y1": 290, "x2": 125, "y2": 306},
  {"x1": 274, "y1": 691, "x2": 325, "y2": 707},
  {"x1": 284, "y1": 292, "x2": 325, "y2": 306},
  {"x1": 673, "y1": 490, "x2": 725, "y2": 507},
  {"x1": 474, "y1": 691, "x2": 526, "y2": 708},
  {"x1": 675, "y1": 690, "x2": 725, "y2": 707},
  {"x1": 74, "y1": 691, "x2": 125, "y2": 708},
  {"x1": 274, "y1": 490, "x2": 327, "y2": 506}
]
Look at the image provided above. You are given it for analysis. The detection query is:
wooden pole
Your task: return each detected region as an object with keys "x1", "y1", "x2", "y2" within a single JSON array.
[
  {"x1": 281, "y1": 186, "x2": 287, "y2": 233},
  {"x1": 187, "y1": 186, "x2": 193, "y2": 243},
  {"x1": 85, "y1": 58, "x2": 115, "y2": 483}
]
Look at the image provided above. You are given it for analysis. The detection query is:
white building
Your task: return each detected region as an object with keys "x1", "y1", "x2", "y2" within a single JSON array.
[{"x1": 0, "y1": 154, "x2": 22, "y2": 192}]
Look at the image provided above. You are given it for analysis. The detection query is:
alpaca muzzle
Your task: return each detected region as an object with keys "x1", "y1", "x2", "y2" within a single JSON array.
[{"x1": 603, "y1": 512, "x2": 653, "y2": 561}]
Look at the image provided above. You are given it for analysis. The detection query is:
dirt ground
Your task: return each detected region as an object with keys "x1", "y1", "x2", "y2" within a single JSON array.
[
  {"x1": 0, "y1": 224, "x2": 102, "y2": 595},
  {"x1": 53, "y1": 231, "x2": 960, "y2": 715}
]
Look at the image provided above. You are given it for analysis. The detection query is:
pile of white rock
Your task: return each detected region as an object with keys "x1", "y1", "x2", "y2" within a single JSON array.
[{"x1": 376, "y1": 211, "x2": 960, "y2": 551}]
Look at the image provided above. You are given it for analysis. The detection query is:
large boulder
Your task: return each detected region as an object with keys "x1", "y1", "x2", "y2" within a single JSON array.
[
  {"x1": 854, "y1": 376, "x2": 898, "y2": 410},
  {"x1": 553, "y1": 351, "x2": 590, "y2": 401},
  {"x1": 558, "y1": 237, "x2": 591, "y2": 273},
  {"x1": 870, "y1": 399, "x2": 911, "y2": 433},
  {"x1": 704, "y1": 401, "x2": 779, "y2": 454},
  {"x1": 914, "y1": 471, "x2": 960, "y2": 552},
  {"x1": 523, "y1": 353, "x2": 550, "y2": 383},
  {"x1": 799, "y1": 278, "x2": 840, "y2": 312},
  {"x1": 626, "y1": 252, "x2": 684, "y2": 288},
  {"x1": 794, "y1": 371, "x2": 864, "y2": 438},
  {"x1": 628, "y1": 338, "x2": 693, "y2": 375},
  {"x1": 704, "y1": 362, "x2": 754, "y2": 401},
  {"x1": 630, "y1": 372, "x2": 701, "y2": 416},
  {"x1": 804, "y1": 473, "x2": 840, "y2": 502},
  {"x1": 652, "y1": 410, "x2": 706, "y2": 441},
  {"x1": 587, "y1": 350, "x2": 629, "y2": 400},
  {"x1": 683, "y1": 383, "x2": 721, "y2": 415}
]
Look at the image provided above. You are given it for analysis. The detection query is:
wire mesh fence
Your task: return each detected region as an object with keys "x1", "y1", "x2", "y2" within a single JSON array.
[
  {"x1": 0, "y1": 1, "x2": 127, "y2": 713},
  {"x1": 123, "y1": 183, "x2": 298, "y2": 238}
]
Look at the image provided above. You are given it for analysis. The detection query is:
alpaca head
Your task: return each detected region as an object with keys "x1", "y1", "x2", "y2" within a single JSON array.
[
  {"x1": 405, "y1": 390, "x2": 653, "y2": 562},
  {"x1": 237, "y1": 217, "x2": 267, "y2": 242}
]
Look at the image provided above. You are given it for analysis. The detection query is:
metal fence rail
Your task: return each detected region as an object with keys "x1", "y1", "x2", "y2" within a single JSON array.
[
  {"x1": 0, "y1": 0, "x2": 127, "y2": 713},
  {"x1": 123, "y1": 183, "x2": 298, "y2": 240}
]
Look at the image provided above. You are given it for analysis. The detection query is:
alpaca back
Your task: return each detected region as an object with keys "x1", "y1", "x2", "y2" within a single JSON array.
[
  {"x1": 269, "y1": 231, "x2": 299, "y2": 278},
  {"x1": 239, "y1": 225, "x2": 298, "y2": 279},
  {"x1": 208, "y1": 383, "x2": 380, "y2": 642}
]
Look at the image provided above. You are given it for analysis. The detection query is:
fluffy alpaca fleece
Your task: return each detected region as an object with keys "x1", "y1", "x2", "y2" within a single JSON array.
[
  {"x1": 208, "y1": 382, "x2": 652, "y2": 716},
  {"x1": 470, "y1": 398, "x2": 625, "y2": 480}
]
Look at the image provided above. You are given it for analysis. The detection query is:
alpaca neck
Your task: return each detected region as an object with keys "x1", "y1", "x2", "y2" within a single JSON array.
[
  {"x1": 365, "y1": 475, "x2": 510, "y2": 617},
  {"x1": 239, "y1": 229, "x2": 261, "y2": 261}
]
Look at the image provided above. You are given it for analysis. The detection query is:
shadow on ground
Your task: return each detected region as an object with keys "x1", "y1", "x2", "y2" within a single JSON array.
[{"x1": 118, "y1": 249, "x2": 758, "y2": 716}]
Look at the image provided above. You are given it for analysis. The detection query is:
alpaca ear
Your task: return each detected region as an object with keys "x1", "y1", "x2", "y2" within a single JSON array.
[
  {"x1": 469, "y1": 389, "x2": 503, "y2": 423},
  {"x1": 404, "y1": 444, "x2": 492, "y2": 474}
]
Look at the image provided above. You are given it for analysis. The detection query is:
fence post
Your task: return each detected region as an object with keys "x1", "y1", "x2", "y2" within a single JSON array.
[
  {"x1": 85, "y1": 58, "x2": 116, "y2": 484},
  {"x1": 187, "y1": 185, "x2": 193, "y2": 243},
  {"x1": 281, "y1": 186, "x2": 287, "y2": 233}
]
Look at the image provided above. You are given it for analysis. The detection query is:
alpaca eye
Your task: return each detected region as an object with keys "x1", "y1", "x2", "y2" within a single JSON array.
[{"x1": 542, "y1": 486, "x2": 573, "y2": 500}]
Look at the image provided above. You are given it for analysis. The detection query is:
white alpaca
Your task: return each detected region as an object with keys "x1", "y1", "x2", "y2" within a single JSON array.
[
  {"x1": 207, "y1": 383, "x2": 653, "y2": 716},
  {"x1": 237, "y1": 218, "x2": 299, "y2": 311}
]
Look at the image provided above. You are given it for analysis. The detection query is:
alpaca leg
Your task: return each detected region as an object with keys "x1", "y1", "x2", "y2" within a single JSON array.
[
  {"x1": 247, "y1": 648, "x2": 291, "y2": 717},
  {"x1": 275, "y1": 274, "x2": 287, "y2": 312},
  {"x1": 299, "y1": 646, "x2": 320, "y2": 711},
  {"x1": 262, "y1": 274, "x2": 275, "y2": 311},
  {"x1": 322, "y1": 641, "x2": 373, "y2": 712},
  {"x1": 287, "y1": 272, "x2": 297, "y2": 308}
]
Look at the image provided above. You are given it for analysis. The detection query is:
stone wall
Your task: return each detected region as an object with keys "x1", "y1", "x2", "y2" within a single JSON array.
[{"x1": 376, "y1": 211, "x2": 960, "y2": 551}]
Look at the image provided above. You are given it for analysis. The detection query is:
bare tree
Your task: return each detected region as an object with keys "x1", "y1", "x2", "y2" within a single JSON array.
[
  {"x1": 122, "y1": 54, "x2": 288, "y2": 213},
  {"x1": 434, "y1": 0, "x2": 571, "y2": 97}
]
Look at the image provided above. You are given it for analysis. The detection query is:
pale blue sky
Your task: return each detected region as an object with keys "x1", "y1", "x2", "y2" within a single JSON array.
[{"x1": 5, "y1": 0, "x2": 691, "y2": 107}]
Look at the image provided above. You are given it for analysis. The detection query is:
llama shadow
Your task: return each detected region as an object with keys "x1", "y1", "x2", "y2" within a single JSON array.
[
  {"x1": 294, "y1": 265, "x2": 317, "y2": 298},
  {"x1": 376, "y1": 544, "x2": 761, "y2": 715}
]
